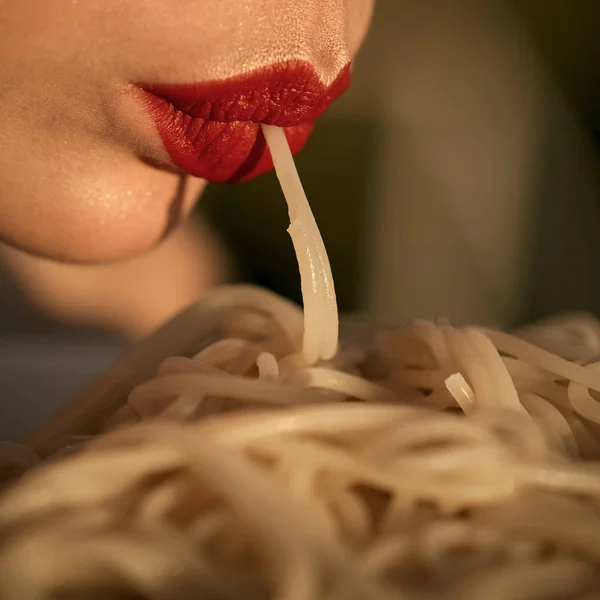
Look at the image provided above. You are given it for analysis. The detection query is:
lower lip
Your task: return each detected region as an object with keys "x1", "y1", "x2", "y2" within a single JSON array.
[
  {"x1": 141, "y1": 103, "x2": 314, "y2": 183},
  {"x1": 139, "y1": 63, "x2": 350, "y2": 183}
]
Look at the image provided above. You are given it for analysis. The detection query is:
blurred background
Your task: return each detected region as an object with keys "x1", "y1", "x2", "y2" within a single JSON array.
[
  {"x1": 203, "y1": 0, "x2": 600, "y2": 328},
  {"x1": 2, "y1": 0, "x2": 600, "y2": 437}
]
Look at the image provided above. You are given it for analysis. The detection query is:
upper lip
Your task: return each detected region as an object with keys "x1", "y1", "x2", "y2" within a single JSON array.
[{"x1": 139, "y1": 61, "x2": 351, "y2": 126}]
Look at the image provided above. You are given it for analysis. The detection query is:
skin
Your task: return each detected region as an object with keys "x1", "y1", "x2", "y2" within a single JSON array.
[
  {"x1": 0, "y1": 0, "x2": 374, "y2": 262},
  {"x1": 0, "y1": 0, "x2": 374, "y2": 336},
  {"x1": 0, "y1": 220, "x2": 228, "y2": 338}
]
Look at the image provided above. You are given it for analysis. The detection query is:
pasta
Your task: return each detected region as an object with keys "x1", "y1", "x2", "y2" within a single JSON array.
[
  {"x1": 1, "y1": 289, "x2": 600, "y2": 599},
  {"x1": 0, "y1": 130, "x2": 600, "y2": 599},
  {"x1": 262, "y1": 124, "x2": 338, "y2": 364}
]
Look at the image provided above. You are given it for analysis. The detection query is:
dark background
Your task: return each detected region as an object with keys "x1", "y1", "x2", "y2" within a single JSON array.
[{"x1": 200, "y1": 0, "x2": 600, "y2": 325}]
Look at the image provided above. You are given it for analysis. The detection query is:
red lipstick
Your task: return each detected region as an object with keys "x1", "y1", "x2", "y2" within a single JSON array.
[{"x1": 139, "y1": 61, "x2": 351, "y2": 183}]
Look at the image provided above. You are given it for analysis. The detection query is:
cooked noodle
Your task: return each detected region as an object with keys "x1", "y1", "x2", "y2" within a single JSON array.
[
  {"x1": 262, "y1": 124, "x2": 338, "y2": 364},
  {"x1": 1, "y1": 132, "x2": 600, "y2": 599},
  {"x1": 1, "y1": 285, "x2": 600, "y2": 599}
]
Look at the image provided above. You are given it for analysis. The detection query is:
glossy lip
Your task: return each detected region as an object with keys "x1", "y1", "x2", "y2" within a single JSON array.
[{"x1": 139, "y1": 61, "x2": 352, "y2": 183}]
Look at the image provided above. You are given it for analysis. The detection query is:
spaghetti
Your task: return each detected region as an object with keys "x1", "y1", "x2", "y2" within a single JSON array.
[{"x1": 0, "y1": 129, "x2": 599, "y2": 599}]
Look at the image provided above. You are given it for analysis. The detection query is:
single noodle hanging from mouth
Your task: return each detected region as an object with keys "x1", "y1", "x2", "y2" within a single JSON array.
[
  {"x1": 262, "y1": 125, "x2": 338, "y2": 363},
  {"x1": 2, "y1": 129, "x2": 600, "y2": 598}
]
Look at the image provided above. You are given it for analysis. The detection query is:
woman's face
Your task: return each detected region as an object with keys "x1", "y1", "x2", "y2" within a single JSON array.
[{"x1": 0, "y1": 0, "x2": 373, "y2": 263}]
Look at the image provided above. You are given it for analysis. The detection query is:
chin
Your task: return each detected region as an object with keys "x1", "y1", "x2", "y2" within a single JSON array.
[
  {"x1": 1, "y1": 218, "x2": 178, "y2": 265},
  {"x1": 0, "y1": 191, "x2": 200, "y2": 265},
  {"x1": 0, "y1": 166, "x2": 206, "y2": 265}
]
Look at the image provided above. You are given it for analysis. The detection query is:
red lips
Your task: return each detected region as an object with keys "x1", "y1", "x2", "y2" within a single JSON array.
[{"x1": 139, "y1": 61, "x2": 351, "y2": 183}]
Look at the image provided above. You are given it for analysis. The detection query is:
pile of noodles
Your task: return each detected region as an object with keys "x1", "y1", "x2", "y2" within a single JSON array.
[
  {"x1": 1, "y1": 126, "x2": 600, "y2": 599},
  {"x1": 1, "y1": 286, "x2": 600, "y2": 599}
]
